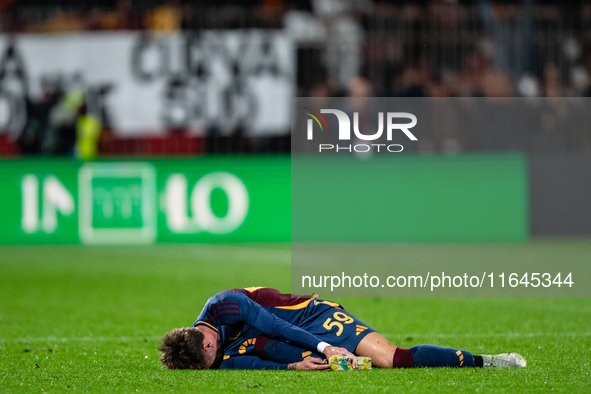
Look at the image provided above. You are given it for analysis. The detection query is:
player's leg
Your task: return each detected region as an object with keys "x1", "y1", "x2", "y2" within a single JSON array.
[
  {"x1": 354, "y1": 333, "x2": 526, "y2": 368},
  {"x1": 307, "y1": 302, "x2": 526, "y2": 369},
  {"x1": 355, "y1": 333, "x2": 477, "y2": 368},
  {"x1": 353, "y1": 332, "x2": 397, "y2": 367}
]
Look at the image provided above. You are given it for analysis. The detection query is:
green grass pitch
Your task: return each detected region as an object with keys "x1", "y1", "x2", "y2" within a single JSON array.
[{"x1": 1, "y1": 242, "x2": 590, "y2": 393}]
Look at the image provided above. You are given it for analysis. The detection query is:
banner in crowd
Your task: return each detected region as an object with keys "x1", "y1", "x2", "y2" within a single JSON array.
[{"x1": 0, "y1": 31, "x2": 294, "y2": 137}]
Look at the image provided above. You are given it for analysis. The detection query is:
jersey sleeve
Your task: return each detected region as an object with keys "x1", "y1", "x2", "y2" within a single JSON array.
[
  {"x1": 220, "y1": 356, "x2": 289, "y2": 370},
  {"x1": 195, "y1": 290, "x2": 324, "y2": 352}
]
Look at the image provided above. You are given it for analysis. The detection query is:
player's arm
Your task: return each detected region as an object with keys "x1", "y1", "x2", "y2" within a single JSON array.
[
  {"x1": 219, "y1": 292, "x2": 327, "y2": 350},
  {"x1": 220, "y1": 356, "x2": 289, "y2": 370},
  {"x1": 236, "y1": 294, "x2": 356, "y2": 366},
  {"x1": 220, "y1": 356, "x2": 329, "y2": 370},
  {"x1": 200, "y1": 291, "x2": 356, "y2": 366}
]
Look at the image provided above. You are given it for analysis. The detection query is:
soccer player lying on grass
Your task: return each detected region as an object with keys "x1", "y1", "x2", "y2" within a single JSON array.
[{"x1": 159, "y1": 287, "x2": 526, "y2": 370}]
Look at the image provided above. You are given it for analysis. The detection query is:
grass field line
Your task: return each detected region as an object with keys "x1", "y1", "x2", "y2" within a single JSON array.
[
  {"x1": 104, "y1": 245, "x2": 292, "y2": 265},
  {"x1": 384, "y1": 331, "x2": 591, "y2": 339},
  {"x1": 2, "y1": 331, "x2": 590, "y2": 344},
  {"x1": 105, "y1": 245, "x2": 335, "y2": 266},
  {"x1": 0, "y1": 335, "x2": 164, "y2": 343}
]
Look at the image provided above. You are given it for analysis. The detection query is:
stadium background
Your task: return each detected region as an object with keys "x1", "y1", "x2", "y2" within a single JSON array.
[{"x1": 0, "y1": 0, "x2": 590, "y2": 392}]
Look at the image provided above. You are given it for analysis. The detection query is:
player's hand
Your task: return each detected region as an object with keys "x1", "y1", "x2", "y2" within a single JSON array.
[
  {"x1": 323, "y1": 346, "x2": 358, "y2": 369},
  {"x1": 293, "y1": 357, "x2": 330, "y2": 370}
]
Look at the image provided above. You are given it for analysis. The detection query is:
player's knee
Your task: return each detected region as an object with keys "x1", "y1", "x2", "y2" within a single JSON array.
[
  {"x1": 371, "y1": 353, "x2": 395, "y2": 368},
  {"x1": 355, "y1": 332, "x2": 399, "y2": 368},
  {"x1": 356, "y1": 346, "x2": 397, "y2": 368}
]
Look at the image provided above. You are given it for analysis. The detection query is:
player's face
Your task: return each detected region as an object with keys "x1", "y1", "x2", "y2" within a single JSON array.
[
  {"x1": 202, "y1": 345, "x2": 217, "y2": 369},
  {"x1": 199, "y1": 329, "x2": 223, "y2": 369}
]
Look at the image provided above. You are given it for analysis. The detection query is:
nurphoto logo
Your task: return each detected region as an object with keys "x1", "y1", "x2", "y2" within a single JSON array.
[{"x1": 303, "y1": 108, "x2": 418, "y2": 153}]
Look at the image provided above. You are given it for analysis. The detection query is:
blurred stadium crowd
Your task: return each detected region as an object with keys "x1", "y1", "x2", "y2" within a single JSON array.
[{"x1": 1, "y1": 0, "x2": 591, "y2": 155}]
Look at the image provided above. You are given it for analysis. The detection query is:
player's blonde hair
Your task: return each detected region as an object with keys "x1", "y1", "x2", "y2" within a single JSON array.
[{"x1": 159, "y1": 327, "x2": 205, "y2": 369}]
